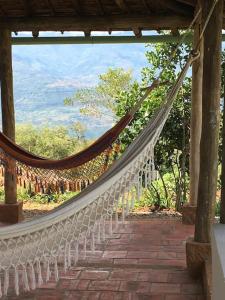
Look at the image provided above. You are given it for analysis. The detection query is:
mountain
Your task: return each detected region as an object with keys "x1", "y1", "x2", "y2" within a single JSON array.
[{"x1": 10, "y1": 42, "x2": 148, "y2": 139}]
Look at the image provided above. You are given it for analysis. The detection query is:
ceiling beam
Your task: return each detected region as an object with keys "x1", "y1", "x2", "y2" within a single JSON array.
[
  {"x1": 163, "y1": 0, "x2": 193, "y2": 15},
  {"x1": 71, "y1": 0, "x2": 82, "y2": 15},
  {"x1": 47, "y1": 0, "x2": 56, "y2": 16},
  {"x1": 141, "y1": 0, "x2": 151, "y2": 14},
  {"x1": 23, "y1": 0, "x2": 33, "y2": 17},
  {"x1": 9, "y1": 33, "x2": 225, "y2": 46},
  {"x1": 96, "y1": 0, "x2": 105, "y2": 15},
  {"x1": 175, "y1": 0, "x2": 196, "y2": 6},
  {"x1": 115, "y1": 0, "x2": 129, "y2": 13},
  {"x1": 0, "y1": 14, "x2": 193, "y2": 31}
]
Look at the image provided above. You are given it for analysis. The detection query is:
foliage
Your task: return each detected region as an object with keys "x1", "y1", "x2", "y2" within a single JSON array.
[
  {"x1": 114, "y1": 42, "x2": 192, "y2": 210},
  {"x1": 64, "y1": 68, "x2": 133, "y2": 118},
  {"x1": 0, "y1": 186, "x2": 75, "y2": 204},
  {"x1": 16, "y1": 123, "x2": 90, "y2": 159}
]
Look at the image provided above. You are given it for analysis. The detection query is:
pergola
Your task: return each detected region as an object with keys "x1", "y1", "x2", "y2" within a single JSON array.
[{"x1": 0, "y1": 0, "x2": 224, "y2": 295}]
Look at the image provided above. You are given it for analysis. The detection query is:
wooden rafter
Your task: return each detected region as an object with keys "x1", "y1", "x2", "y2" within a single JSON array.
[
  {"x1": 0, "y1": 4, "x2": 6, "y2": 16},
  {"x1": 71, "y1": 0, "x2": 82, "y2": 15},
  {"x1": 23, "y1": 0, "x2": 34, "y2": 17},
  {"x1": 163, "y1": 0, "x2": 193, "y2": 15},
  {"x1": 96, "y1": 0, "x2": 105, "y2": 15},
  {"x1": 115, "y1": 0, "x2": 129, "y2": 13},
  {"x1": 141, "y1": 0, "x2": 151, "y2": 13},
  {"x1": 0, "y1": 14, "x2": 193, "y2": 31},
  {"x1": 175, "y1": 0, "x2": 196, "y2": 6},
  {"x1": 133, "y1": 28, "x2": 142, "y2": 37},
  {"x1": 47, "y1": 0, "x2": 56, "y2": 16}
]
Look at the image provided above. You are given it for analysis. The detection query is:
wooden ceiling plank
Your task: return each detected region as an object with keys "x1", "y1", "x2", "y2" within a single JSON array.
[
  {"x1": 141, "y1": 0, "x2": 151, "y2": 13},
  {"x1": 96, "y1": 0, "x2": 105, "y2": 15},
  {"x1": 175, "y1": 0, "x2": 196, "y2": 7},
  {"x1": 115, "y1": 0, "x2": 129, "y2": 13},
  {"x1": 162, "y1": 0, "x2": 193, "y2": 15},
  {"x1": 47, "y1": 0, "x2": 56, "y2": 16},
  {"x1": 71, "y1": 0, "x2": 82, "y2": 15},
  {"x1": 24, "y1": 0, "x2": 33, "y2": 17},
  {"x1": 0, "y1": 14, "x2": 194, "y2": 31}
]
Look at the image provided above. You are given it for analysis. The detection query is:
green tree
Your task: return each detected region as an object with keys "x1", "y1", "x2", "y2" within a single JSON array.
[
  {"x1": 16, "y1": 123, "x2": 89, "y2": 159},
  {"x1": 115, "y1": 42, "x2": 192, "y2": 210},
  {"x1": 64, "y1": 68, "x2": 133, "y2": 118}
]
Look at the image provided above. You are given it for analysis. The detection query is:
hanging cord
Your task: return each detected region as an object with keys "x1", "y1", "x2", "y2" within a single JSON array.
[{"x1": 194, "y1": 0, "x2": 219, "y2": 52}]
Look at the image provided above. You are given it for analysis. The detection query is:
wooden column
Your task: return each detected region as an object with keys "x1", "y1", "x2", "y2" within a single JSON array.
[
  {"x1": 0, "y1": 30, "x2": 22, "y2": 223},
  {"x1": 194, "y1": 0, "x2": 223, "y2": 243},
  {"x1": 189, "y1": 13, "x2": 203, "y2": 207},
  {"x1": 220, "y1": 69, "x2": 225, "y2": 223},
  {"x1": 182, "y1": 6, "x2": 204, "y2": 225}
]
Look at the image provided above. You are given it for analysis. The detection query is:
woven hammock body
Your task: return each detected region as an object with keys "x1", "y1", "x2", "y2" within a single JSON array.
[{"x1": 0, "y1": 54, "x2": 194, "y2": 298}]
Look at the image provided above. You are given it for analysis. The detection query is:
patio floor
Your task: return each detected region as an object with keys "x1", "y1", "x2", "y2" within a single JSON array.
[{"x1": 5, "y1": 218, "x2": 203, "y2": 300}]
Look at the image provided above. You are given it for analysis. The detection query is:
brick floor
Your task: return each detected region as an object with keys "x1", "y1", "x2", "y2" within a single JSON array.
[{"x1": 4, "y1": 218, "x2": 204, "y2": 299}]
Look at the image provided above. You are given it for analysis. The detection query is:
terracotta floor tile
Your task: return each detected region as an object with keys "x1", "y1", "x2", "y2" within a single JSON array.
[{"x1": 4, "y1": 219, "x2": 203, "y2": 300}]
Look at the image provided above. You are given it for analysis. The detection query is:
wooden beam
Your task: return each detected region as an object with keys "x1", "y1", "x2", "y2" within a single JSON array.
[
  {"x1": 0, "y1": 14, "x2": 193, "y2": 31},
  {"x1": 133, "y1": 28, "x2": 142, "y2": 37},
  {"x1": 115, "y1": 0, "x2": 129, "y2": 12},
  {"x1": 23, "y1": 0, "x2": 33, "y2": 17},
  {"x1": 141, "y1": 0, "x2": 151, "y2": 13},
  {"x1": 220, "y1": 67, "x2": 225, "y2": 224},
  {"x1": 96, "y1": 0, "x2": 105, "y2": 15},
  {"x1": 47, "y1": 0, "x2": 56, "y2": 16},
  {"x1": 71, "y1": 0, "x2": 82, "y2": 15},
  {"x1": 194, "y1": 0, "x2": 223, "y2": 243},
  {"x1": 189, "y1": 3, "x2": 203, "y2": 207},
  {"x1": 176, "y1": 0, "x2": 196, "y2": 6},
  {"x1": 164, "y1": 0, "x2": 193, "y2": 15},
  {"x1": 0, "y1": 29, "x2": 17, "y2": 205}
]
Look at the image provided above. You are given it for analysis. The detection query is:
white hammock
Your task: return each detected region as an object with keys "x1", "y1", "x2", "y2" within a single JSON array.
[{"x1": 0, "y1": 53, "x2": 195, "y2": 298}]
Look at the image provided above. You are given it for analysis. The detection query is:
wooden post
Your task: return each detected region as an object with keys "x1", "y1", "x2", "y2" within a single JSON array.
[
  {"x1": 186, "y1": 0, "x2": 223, "y2": 277},
  {"x1": 194, "y1": 0, "x2": 223, "y2": 243},
  {"x1": 0, "y1": 29, "x2": 22, "y2": 223},
  {"x1": 220, "y1": 67, "x2": 225, "y2": 224},
  {"x1": 182, "y1": 4, "x2": 203, "y2": 225},
  {"x1": 189, "y1": 10, "x2": 203, "y2": 207}
]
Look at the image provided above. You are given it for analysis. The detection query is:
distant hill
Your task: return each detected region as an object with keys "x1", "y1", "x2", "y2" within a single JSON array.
[{"x1": 10, "y1": 42, "x2": 147, "y2": 139}]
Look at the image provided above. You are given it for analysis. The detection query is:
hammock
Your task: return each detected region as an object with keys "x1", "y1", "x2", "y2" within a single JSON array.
[
  {"x1": 0, "y1": 53, "x2": 196, "y2": 298},
  {"x1": 0, "y1": 81, "x2": 161, "y2": 193}
]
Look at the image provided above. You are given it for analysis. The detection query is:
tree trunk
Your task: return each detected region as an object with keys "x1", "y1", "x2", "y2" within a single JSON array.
[
  {"x1": 0, "y1": 29, "x2": 17, "y2": 204},
  {"x1": 194, "y1": 0, "x2": 223, "y2": 243}
]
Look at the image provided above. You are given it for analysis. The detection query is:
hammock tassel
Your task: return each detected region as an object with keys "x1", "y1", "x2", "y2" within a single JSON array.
[
  {"x1": 54, "y1": 259, "x2": 59, "y2": 282},
  {"x1": 14, "y1": 267, "x2": 19, "y2": 296},
  {"x1": 0, "y1": 275, "x2": 2, "y2": 298},
  {"x1": 29, "y1": 263, "x2": 36, "y2": 290},
  {"x1": 101, "y1": 218, "x2": 106, "y2": 241},
  {"x1": 22, "y1": 266, "x2": 30, "y2": 292},
  {"x1": 91, "y1": 231, "x2": 95, "y2": 253},
  {"x1": 46, "y1": 260, "x2": 51, "y2": 282},
  {"x1": 3, "y1": 269, "x2": 9, "y2": 296},
  {"x1": 68, "y1": 243, "x2": 71, "y2": 268},
  {"x1": 74, "y1": 243, "x2": 79, "y2": 265},
  {"x1": 37, "y1": 261, "x2": 43, "y2": 287},
  {"x1": 97, "y1": 221, "x2": 101, "y2": 243},
  {"x1": 109, "y1": 214, "x2": 113, "y2": 236},
  {"x1": 83, "y1": 236, "x2": 87, "y2": 259},
  {"x1": 64, "y1": 245, "x2": 68, "y2": 273}
]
